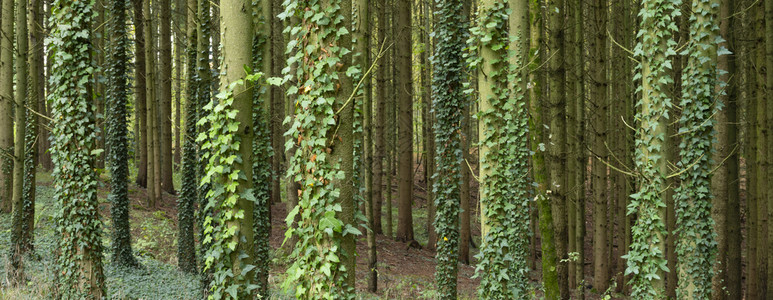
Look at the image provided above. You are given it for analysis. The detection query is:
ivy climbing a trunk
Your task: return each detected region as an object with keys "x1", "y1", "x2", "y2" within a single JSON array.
[
  {"x1": 106, "y1": 0, "x2": 138, "y2": 269},
  {"x1": 431, "y1": 0, "x2": 466, "y2": 295},
  {"x1": 625, "y1": 0, "x2": 680, "y2": 298},
  {"x1": 277, "y1": 0, "x2": 359, "y2": 296},
  {"x1": 48, "y1": 0, "x2": 107, "y2": 296}
]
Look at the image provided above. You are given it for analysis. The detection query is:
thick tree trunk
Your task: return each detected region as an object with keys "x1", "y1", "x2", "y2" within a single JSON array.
[
  {"x1": 49, "y1": 0, "x2": 107, "y2": 296},
  {"x1": 546, "y1": 0, "x2": 568, "y2": 297},
  {"x1": 132, "y1": 0, "x2": 148, "y2": 188},
  {"x1": 395, "y1": 0, "x2": 415, "y2": 244},
  {"x1": 219, "y1": 0, "x2": 257, "y2": 293}
]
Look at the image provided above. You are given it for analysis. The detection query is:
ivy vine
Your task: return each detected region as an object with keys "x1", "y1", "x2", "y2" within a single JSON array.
[
  {"x1": 430, "y1": 0, "x2": 466, "y2": 297},
  {"x1": 674, "y1": 0, "x2": 720, "y2": 298},
  {"x1": 625, "y1": 0, "x2": 681, "y2": 298},
  {"x1": 467, "y1": 0, "x2": 532, "y2": 298},
  {"x1": 47, "y1": 0, "x2": 107, "y2": 297},
  {"x1": 197, "y1": 74, "x2": 262, "y2": 299},
  {"x1": 275, "y1": 0, "x2": 361, "y2": 297},
  {"x1": 178, "y1": 1, "x2": 199, "y2": 274},
  {"x1": 106, "y1": 0, "x2": 138, "y2": 268}
]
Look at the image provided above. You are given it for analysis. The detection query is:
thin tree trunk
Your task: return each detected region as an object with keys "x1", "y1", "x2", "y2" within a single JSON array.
[
  {"x1": 0, "y1": 0, "x2": 15, "y2": 214},
  {"x1": 133, "y1": 0, "x2": 148, "y2": 188},
  {"x1": 145, "y1": 0, "x2": 160, "y2": 207},
  {"x1": 159, "y1": 0, "x2": 175, "y2": 194},
  {"x1": 10, "y1": 0, "x2": 29, "y2": 283},
  {"x1": 590, "y1": 0, "x2": 609, "y2": 292},
  {"x1": 373, "y1": 0, "x2": 387, "y2": 236},
  {"x1": 395, "y1": 0, "x2": 415, "y2": 244}
]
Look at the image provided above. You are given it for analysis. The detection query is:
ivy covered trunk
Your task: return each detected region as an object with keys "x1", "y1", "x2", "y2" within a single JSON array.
[
  {"x1": 278, "y1": 0, "x2": 358, "y2": 296},
  {"x1": 626, "y1": 0, "x2": 679, "y2": 298},
  {"x1": 431, "y1": 0, "x2": 465, "y2": 296},
  {"x1": 472, "y1": 0, "x2": 532, "y2": 298},
  {"x1": 107, "y1": 0, "x2": 138, "y2": 269},
  {"x1": 49, "y1": 0, "x2": 107, "y2": 296},
  {"x1": 177, "y1": 0, "x2": 198, "y2": 275},
  {"x1": 250, "y1": 0, "x2": 273, "y2": 292}
]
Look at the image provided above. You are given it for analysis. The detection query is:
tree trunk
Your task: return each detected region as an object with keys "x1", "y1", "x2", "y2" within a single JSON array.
[
  {"x1": 713, "y1": 0, "x2": 740, "y2": 298},
  {"x1": 10, "y1": 0, "x2": 29, "y2": 283},
  {"x1": 49, "y1": 0, "x2": 107, "y2": 296},
  {"x1": 355, "y1": 0, "x2": 377, "y2": 291},
  {"x1": 132, "y1": 0, "x2": 148, "y2": 188},
  {"x1": 589, "y1": 0, "x2": 609, "y2": 292},
  {"x1": 107, "y1": 0, "x2": 139, "y2": 269},
  {"x1": 373, "y1": 0, "x2": 387, "y2": 236},
  {"x1": 546, "y1": 0, "x2": 569, "y2": 296},
  {"x1": 145, "y1": 0, "x2": 160, "y2": 207},
  {"x1": 217, "y1": 0, "x2": 257, "y2": 294},
  {"x1": 177, "y1": 0, "x2": 198, "y2": 274},
  {"x1": 766, "y1": 0, "x2": 773, "y2": 297},
  {"x1": 674, "y1": 0, "x2": 719, "y2": 297},
  {"x1": 395, "y1": 0, "x2": 414, "y2": 243},
  {"x1": 0, "y1": 0, "x2": 15, "y2": 214},
  {"x1": 628, "y1": 0, "x2": 677, "y2": 296},
  {"x1": 173, "y1": 0, "x2": 184, "y2": 167},
  {"x1": 159, "y1": 0, "x2": 175, "y2": 194}
]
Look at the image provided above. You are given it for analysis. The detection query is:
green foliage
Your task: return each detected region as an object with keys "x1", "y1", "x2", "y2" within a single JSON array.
[
  {"x1": 179, "y1": 0, "x2": 200, "y2": 275},
  {"x1": 467, "y1": 0, "x2": 531, "y2": 298},
  {"x1": 250, "y1": 2, "x2": 273, "y2": 294},
  {"x1": 275, "y1": 0, "x2": 360, "y2": 297},
  {"x1": 106, "y1": 0, "x2": 138, "y2": 269},
  {"x1": 196, "y1": 0, "x2": 214, "y2": 290},
  {"x1": 624, "y1": 0, "x2": 681, "y2": 298},
  {"x1": 196, "y1": 75, "x2": 262, "y2": 299},
  {"x1": 47, "y1": 0, "x2": 107, "y2": 297},
  {"x1": 430, "y1": 0, "x2": 466, "y2": 297},
  {"x1": 673, "y1": 0, "x2": 720, "y2": 298}
]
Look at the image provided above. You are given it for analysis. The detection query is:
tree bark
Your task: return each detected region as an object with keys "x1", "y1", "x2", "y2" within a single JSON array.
[
  {"x1": 132, "y1": 0, "x2": 148, "y2": 188},
  {"x1": 395, "y1": 0, "x2": 415, "y2": 243},
  {"x1": 10, "y1": 0, "x2": 29, "y2": 283},
  {"x1": 0, "y1": 0, "x2": 15, "y2": 214},
  {"x1": 589, "y1": 0, "x2": 609, "y2": 292},
  {"x1": 159, "y1": 0, "x2": 175, "y2": 194}
]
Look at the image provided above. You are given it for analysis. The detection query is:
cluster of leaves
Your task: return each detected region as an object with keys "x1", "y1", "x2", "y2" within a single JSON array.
[
  {"x1": 197, "y1": 75, "x2": 262, "y2": 299},
  {"x1": 673, "y1": 0, "x2": 721, "y2": 298},
  {"x1": 105, "y1": 0, "x2": 138, "y2": 269},
  {"x1": 429, "y1": 0, "x2": 466, "y2": 297},
  {"x1": 47, "y1": 0, "x2": 107, "y2": 297},
  {"x1": 178, "y1": 0, "x2": 201, "y2": 275},
  {"x1": 250, "y1": 2, "x2": 273, "y2": 293},
  {"x1": 276, "y1": 0, "x2": 360, "y2": 297},
  {"x1": 467, "y1": 0, "x2": 532, "y2": 298},
  {"x1": 624, "y1": 0, "x2": 681, "y2": 298}
]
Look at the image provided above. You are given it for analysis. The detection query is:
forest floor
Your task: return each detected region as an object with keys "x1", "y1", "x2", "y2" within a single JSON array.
[{"x1": 0, "y1": 165, "x2": 627, "y2": 299}]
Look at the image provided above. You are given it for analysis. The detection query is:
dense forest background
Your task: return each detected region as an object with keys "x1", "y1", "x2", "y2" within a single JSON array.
[{"x1": 0, "y1": 0, "x2": 771, "y2": 299}]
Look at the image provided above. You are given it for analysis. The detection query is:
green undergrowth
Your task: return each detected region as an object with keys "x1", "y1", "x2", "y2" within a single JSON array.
[{"x1": 0, "y1": 172, "x2": 201, "y2": 299}]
